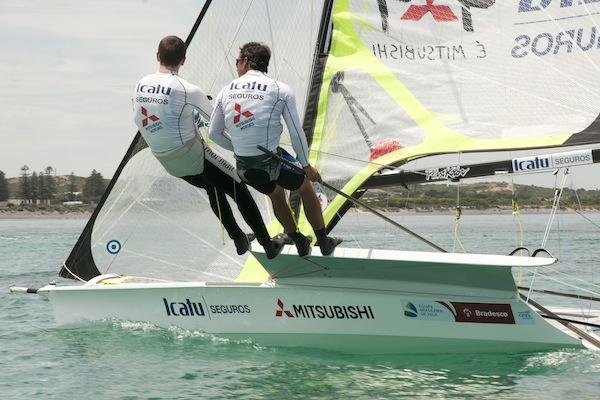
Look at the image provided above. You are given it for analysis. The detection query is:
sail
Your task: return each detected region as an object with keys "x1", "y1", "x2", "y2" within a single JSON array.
[
  {"x1": 60, "y1": 1, "x2": 324, "y2": 282},
  {"x1": 303, "y1": 0, "x2": 600, "y2": 229}
]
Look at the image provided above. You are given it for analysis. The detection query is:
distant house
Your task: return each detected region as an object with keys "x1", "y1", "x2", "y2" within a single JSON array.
[{"x1": 62, "y1": 201, "x2": 83, "y2": 206}]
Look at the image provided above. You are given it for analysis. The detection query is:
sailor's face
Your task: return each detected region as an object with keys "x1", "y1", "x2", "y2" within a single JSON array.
[{"x1": 236, "y1": 57, "x2": 249, "y2": 77}]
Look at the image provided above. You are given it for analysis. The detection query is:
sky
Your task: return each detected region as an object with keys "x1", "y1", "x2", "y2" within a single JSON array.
[
  {"x1": 0, "y1": 0, "x2": 198, "y2": 179},
  {"x1": 0, "y1": 0, "x2": 598, "y2": 190}
]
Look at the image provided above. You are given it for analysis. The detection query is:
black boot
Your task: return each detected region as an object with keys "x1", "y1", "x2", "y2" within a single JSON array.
[
  {"x1": 288, "y1": 232, "x2": 312, "y2": 257},
  {"x1": 260, "y1": 235, "x2": 285, "y2": 259},
  {"x1": 317, "y1": 236, "x2": 343, "y2": 256},
  {"x1": 233, "y1": 233, "x2": 255, "y2": 255}
]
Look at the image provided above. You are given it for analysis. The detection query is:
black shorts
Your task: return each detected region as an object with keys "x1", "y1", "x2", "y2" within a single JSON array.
[{"x1": 236, "y1": 149, "x2": 305, "y2": 195}]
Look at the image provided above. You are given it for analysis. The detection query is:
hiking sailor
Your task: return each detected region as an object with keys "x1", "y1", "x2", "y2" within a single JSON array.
[
  {"x1": 133, "y1": 36, "x2": 284, "y2": 259},
  {"x1": 208, "y1": 42, "x2": 342, "y2": 256}
]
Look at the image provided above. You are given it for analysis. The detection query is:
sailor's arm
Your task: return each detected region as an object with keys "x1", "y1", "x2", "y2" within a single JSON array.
[
  {"x1": 282, "y1": 88, "x2": 321, "y2": 182},
  {"x1": 186, "y1": 84, "x2": 214, "y2": 120},
  {"x1": 207, "y1": 89, "x2": 234, "y2": 151}
]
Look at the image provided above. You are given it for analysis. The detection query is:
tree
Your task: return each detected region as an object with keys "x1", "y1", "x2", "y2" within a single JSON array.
[
  {"x1": 40, "y1": 166, "x2": 56, "y2": 201},
  {"x1": 83, "y1": 169, "x2": 106, "y2": 202},
  {"x1": 20, "y1": 165, "x2": 31, "y2": 201},
  {"x1": 67, "y1": 172, "x2": 77, "y2": 201},
  {"x1": 0, "y1": 170, "x2": 8, "y2": 201},
  {"x1": 30, "y1": 172, "x2": 39, "y2": 201}
]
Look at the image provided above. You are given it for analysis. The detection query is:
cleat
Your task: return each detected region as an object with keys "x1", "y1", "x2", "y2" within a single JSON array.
[
  {"x1": 233, "y1": 233, "x2": 255, "y2": 255},
  {"x1": 317, "y1": 236, "x2": 342, "y2": 256}
]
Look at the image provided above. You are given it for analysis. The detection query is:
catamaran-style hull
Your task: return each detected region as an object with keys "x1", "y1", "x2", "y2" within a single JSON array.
[{"x1": 38, "y1": 280, "x2": 581, "y2": 354}]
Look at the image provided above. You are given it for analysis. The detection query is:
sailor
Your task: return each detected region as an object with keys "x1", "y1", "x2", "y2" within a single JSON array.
[
  {"x1": 133, "y1": 36, "x2": 284, "y2": 259},
  {"x1": 208, "y1": 42, "x2": 342, "y2": 256}
]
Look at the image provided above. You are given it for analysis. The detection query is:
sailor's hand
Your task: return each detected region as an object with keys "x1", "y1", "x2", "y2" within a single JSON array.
[{"x1": 303, "y1": 165, "x2": 321, "y2": 182}]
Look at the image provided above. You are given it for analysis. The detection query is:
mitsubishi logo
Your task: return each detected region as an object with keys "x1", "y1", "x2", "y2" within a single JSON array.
[
  {"x1": 275, "y1": 299, "x2": 294, "y2": 317},
  {"x1": 379, "y1": 0, "x2": 495, "y2": 32},
  {"x1": 140, "y1": 107, "x2": 159, "y2": 127},
  {"x1": 233, "y1": 103, "x2": 253, "y2": 124}
]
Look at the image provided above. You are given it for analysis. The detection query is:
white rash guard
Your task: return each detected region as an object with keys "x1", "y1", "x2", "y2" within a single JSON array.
[
  {"x1": 208, "y1": 69, "x2": 310, "y2": 167},
  {"x1": 133, "y1": 71, "x2": 213, "y2": 153}
]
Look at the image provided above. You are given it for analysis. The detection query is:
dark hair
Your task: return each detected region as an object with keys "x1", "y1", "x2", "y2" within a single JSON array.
[
  {"x1": 238, "y1": 42, "x2": 271, "y2": 73},
  {"x1": 158, "y1": 36, "x2": 186, "y2": 67}
]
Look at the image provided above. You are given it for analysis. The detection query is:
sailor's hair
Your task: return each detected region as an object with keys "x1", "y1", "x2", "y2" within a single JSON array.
[
  {"x1": 158, "y1": 36, "x2": 186, "y2": 67},
  {"x1": 239, "y1": 42, "x2": 270, "y2": 73}
]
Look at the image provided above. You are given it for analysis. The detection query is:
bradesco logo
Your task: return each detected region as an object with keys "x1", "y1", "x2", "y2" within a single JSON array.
[
  {"x1": 451, "y1": 302, "x2": 515, "y2": 324},
  {"x1": 382, "y1": 0, "x2": 495, "y2": 32},
  {"x1": 275, "y1": 298, "x2": 375, "y2": 320}
]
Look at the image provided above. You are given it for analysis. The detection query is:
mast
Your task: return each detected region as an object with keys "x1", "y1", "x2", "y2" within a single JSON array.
[{"x1": 60, "y1": 1, "x2": 214, "y2": 281}]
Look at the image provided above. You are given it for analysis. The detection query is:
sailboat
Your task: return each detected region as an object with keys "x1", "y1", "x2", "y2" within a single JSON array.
[{"x1": 16, "y1": 0, "x2": 600, "y2": 353}]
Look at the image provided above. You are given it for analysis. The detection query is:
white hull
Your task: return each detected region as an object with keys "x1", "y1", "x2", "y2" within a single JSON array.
[{"x1": 38, "y1": 247, "x2": 588, "y2": 354}]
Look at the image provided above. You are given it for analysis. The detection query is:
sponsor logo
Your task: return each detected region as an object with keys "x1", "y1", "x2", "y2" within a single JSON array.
[
  {"x1": 404, "y1": 300, "x2": 515, "y2": 324},
  {"x1": 512, "y1": 150, "x2": 592, "y2": 172},
  {"x1": 163, "y1": 298, "x2": 206, "y2": 317},
  {"x1": 229, "y1": 80, "x2": 268, "y2": 92},
  {"x1": 425, "y1": 166, "x2": 470, "y2": 181},
  {"x1": 163, "y1": 298, "x2": 251, "y2": 317},
  {"x1": 390, "y1": 0, "x2": 495, "y2": 32},
  {"x1": 209, "y1": 304, "x2": 251, "y2": 314},
  {"x1": 519, "y1": 0, "x2": 600, "y2": 13},
  {"x1": 233, "y1": 103, "x2": 254, "y2": 125},
  {"x1": 405, "y1": 302, "x2": 418, "y2": 317},
  {"x1": 450, "y1": 302, "x2": 515, "y2": 324},
  {"x1": 140, "y1": 106, "x2": 159, "y2": 128},
  {"x1": 136, "y1": 83, "x2": 172, "y2": 96},
  {"x1": 275, "y1": 299, "x2": 375, "y2": 319}
]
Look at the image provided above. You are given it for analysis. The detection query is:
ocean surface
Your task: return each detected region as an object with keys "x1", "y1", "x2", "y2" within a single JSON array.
[{"x1": 2, "y1": 213, "x2": 600, "y2": 399}]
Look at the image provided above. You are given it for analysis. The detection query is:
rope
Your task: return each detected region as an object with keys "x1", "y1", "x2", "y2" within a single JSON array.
[{"x1": 452, "y1": 153, "x2": 467, "y2": 253}]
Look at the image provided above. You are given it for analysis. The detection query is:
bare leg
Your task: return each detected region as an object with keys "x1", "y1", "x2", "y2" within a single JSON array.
[
  {"x1": 268, "y1": 185, "x2": 297, "y2": 233},
  {"x1": 297, "y1": 178, "x2": 325, "y2": 231}
]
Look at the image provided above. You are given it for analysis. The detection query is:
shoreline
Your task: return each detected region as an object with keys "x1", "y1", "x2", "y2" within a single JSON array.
[{"x1": 1, "y1": 208, "x2": 599, "y2": 220}]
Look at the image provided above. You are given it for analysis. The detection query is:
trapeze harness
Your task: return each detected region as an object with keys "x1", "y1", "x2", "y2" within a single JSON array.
[{"x1": 208, "y1": 70, "x2": 309, "y2": 194}]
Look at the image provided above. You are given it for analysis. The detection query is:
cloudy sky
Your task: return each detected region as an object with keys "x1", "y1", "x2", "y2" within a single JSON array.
[
  {"x1": 1, "y1": 0, "x2": 598, "y2": 190},
  {"x1": 0, "y1": 0, "x2": 198, "y2": 179}
]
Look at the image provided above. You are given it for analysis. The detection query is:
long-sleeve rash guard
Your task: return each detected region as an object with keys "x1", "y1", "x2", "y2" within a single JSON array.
[
  {"x1": 133, "y1": 71, "x2": 213, "y2": 153},
  {"x1": 208, "y1": 70, "x2": 310, "y2": 167}
]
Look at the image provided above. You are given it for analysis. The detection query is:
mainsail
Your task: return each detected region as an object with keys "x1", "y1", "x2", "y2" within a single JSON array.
[
  {"x1": 303, "y1": 0, "x2": 600, "y2": 231},
  {"x1": 61, "y1": 0, "x2": 600, "y2": 282}
]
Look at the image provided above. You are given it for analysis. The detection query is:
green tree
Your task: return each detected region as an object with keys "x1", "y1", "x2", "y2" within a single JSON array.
[
  {"x1": 20, "y1": 165, "x2": 31, "y2": 201},
  {"x1": 83, "y1": 169, "x2": 106, "y2": 202},
  {"x1": 0, "y1": 170, "x2": 8, "y2": 201},
  {"x1": 30, "y1": 172, "x2": 39, "y2": 201},
  {"x1": 40, "y1": 167, "x2": 56, "y2": 201},
  {"x1": 67, "y1": 172, "x2": 77, "y2": 201}
]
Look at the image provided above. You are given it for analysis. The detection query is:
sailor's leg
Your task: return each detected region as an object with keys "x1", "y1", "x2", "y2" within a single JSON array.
[
  {"x1": 202, "y1": 160, "x2": 272, "y2": 244},
  {"x1": 267, "y1": 185, "x2": 298, "y2": 234},
  {"x1": 180, "y1": 174, "x2": 244, "y2": 239},
  {"x1": 297, "y1": 178, "x2": 325, "y2": 230}
]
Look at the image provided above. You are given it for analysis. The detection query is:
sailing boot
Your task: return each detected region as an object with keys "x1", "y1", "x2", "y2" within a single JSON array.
[
  {"x1": 315, "y1": 228, "x2": 342, "y2": 256},
  {"x1": 259, "y1": 235, "x2": 285, "y2": 259},
  {"x1": 233, "y1": 233, "x2": 256, "y2": 255},
  {"x1": 287, "y1": 231, "x2": 312, "y2": 257}
]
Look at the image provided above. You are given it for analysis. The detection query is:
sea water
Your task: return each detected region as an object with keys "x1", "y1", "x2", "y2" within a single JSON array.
[{"x1": 1, "y1": 214, "x2": 600, "y2": 399}]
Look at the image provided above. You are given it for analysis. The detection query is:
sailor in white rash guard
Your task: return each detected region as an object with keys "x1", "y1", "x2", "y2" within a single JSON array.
[
  {"x1": 208, "y1": 42, "x2": 341, "y2": 256},
  {"x1": 133, "y1": 36, "x2": 283, "y2": 259}
]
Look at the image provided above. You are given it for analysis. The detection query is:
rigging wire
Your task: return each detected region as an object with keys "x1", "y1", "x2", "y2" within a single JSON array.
[
  {"x1": 452, "y1": 153, "x2": 467, "y2": 253},
  {"x1": 526, "y1": 168, "x2": 569, "y2": 303},
  {"x1": 511, "y1": 177, "x2": 525, "y2": 285}
]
